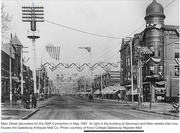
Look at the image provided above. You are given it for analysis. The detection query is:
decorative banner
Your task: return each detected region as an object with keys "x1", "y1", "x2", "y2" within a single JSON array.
[
  {"x1": 41, "y1": 62, "x2": 120, "y2": 72},
  {"x1": 46, "y1": 44, "x2": 61, "y2": 61},
  {"x1": 78, "y1": 47, "x2": 91, "y2": 54}
]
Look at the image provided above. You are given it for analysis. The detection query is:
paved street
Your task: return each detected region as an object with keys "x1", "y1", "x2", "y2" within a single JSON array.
[{"x1": 27, "y1": 95, "x2": 178, "y2": 120}]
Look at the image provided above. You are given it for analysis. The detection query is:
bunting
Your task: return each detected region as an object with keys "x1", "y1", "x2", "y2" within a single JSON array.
[
  {"x1": 46, "y1": 44, "x2": 61, "y2": 61},
  {"x1": 146, "y1": 23, "x2": 162, "y2": 29},
  {"x1": 175, "y1": 58, "x2": 180, "y2": 65},
  {"x1": 78, "y1": 47, "x2": 91, "y2": 54}
]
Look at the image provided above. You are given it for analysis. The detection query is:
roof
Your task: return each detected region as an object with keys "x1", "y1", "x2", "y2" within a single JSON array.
[
  {"x1": 1, "y1": 43, "x2": 16, "y2": 59},
  {"x1": 11, "y1": 34, "x2": 22, "y2": 47},
  {"x1": 145, "y1": 0, "x2": 165, "y2": 20}
]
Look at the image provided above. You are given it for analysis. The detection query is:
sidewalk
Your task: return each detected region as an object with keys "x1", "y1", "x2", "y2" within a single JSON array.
[
  {"x1": 96, "y1": 98, "x2": 179, "y2": 118},
  {"x1": 1, "y1": 100, "x2": 39, "y2": 120}
]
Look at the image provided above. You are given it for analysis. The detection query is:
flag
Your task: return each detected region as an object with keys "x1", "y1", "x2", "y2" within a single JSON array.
[
  {"x1": 154, "y1": 24, "x2": 162, "y2": 29},
  {"x1": 78, "y1": 47, "x2": 91, "y2": 54},
  {"x1": 175, "y1": 58, "x2": 180, "y2": 65},
  {"x1": 46, "y1": 44, "x2": 61, "y2": 61}
]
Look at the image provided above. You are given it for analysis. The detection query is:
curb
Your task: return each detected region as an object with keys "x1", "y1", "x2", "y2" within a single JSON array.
[
  {"x1": 21, "y1": 108, "x2": 39, "y2": 120},
  {"x1": 136, "y1": 108, "x2": 179, "y2": 118}
]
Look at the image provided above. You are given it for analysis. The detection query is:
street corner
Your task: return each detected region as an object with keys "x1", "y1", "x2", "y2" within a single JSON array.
[{"x1": 21, "y1": 108, "x2": 39, "y2": 120}]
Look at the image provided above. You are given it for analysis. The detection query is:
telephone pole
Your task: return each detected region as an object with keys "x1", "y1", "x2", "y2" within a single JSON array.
[
  {"x1": 22, "y1": 6, "x2": 44, "y2": 99},
  {"x1": 137, "y1": 46, "x2": 142, "y2": 108},
  {"x1": 130, "y1": 39, "x2": 134, "y2": 103},
  {"x1": 9, "y1": 35, "x2": 12, "y2": 108}
]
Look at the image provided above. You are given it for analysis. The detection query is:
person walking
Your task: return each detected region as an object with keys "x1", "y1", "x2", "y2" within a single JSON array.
[
  {"x1": 117, "y1": 93, "x2": 121, "y2": 102},
  {"x1": 24, "y1": 89, "x2": 30, "y2": 109},
  {"x1": 31, "y1": 93, "x2": 37, "y2": 108}
]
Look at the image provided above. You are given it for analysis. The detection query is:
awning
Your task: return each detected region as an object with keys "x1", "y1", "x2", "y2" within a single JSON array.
[
  {"x1": 156, "y1": 81, "x2": 166, "y2": 85},
  {"x1": 101, "y1": 85, "x2": 126, "y2": 94},
  {"x1": 155, "y1": 87, "x2": 165, "y2": 90},
  {"x1": 126, "y1": 89, "x2": 138, "y2": 95},
  {"x1": 12, "y1": 76, "x2": 21, "y2": 82},
  {"x1": 140, "y1": 47, "x2": 153, "y2": 55},
  {"x1": 94, "y1": 89, "x2": 100, "y2": 94}
]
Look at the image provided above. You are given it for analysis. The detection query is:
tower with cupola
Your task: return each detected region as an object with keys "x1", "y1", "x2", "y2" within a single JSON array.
[{"x1": 144, "y1": 0, "x2": 166, "y2": 76}]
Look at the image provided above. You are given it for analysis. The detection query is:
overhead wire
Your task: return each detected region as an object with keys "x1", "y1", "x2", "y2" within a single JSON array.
[
  {"x1": 15, "y1": 0, "x2": 177, "y2": 64},
  {"x1": 44, "y1": 19, "x2": 122, "y2": 40}
]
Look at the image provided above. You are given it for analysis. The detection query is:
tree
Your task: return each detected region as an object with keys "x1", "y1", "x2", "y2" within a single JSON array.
[{"x1": 1, "y1": 3, "x2": 12, "y2": 39}]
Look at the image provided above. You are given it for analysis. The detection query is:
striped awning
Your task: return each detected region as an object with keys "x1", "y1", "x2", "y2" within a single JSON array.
[
  {"x1": 175, "y1": 58, "x2": 180, "y2": 65},
  {"x1": 140, "y1": 47, "x2": 153, "y2": 55}
]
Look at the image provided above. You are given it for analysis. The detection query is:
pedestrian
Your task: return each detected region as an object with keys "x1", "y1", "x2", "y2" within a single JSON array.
[
  {"x1": 117, "y1": 93, "x2": 121, "y2": 102},
  {"x1": 24, "y1": 89, "x2": 30, "y2": 109},
  {"x1": 32, "y1": 93, "x2": 37, "y2": 108},
  {"x1": 26, "y1": 93, "x2": 30, "y2": 109},
  {"x1": 14, "y1": 85, "x2": 18, "y2": 102},
  {"x1": 176, "y1": 93, "x2": 179, "y2": 103}
]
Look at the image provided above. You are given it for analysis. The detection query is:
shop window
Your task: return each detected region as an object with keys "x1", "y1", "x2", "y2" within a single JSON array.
[{"x1": 175, "y1": 66, "x2": 179, "y2": 76}]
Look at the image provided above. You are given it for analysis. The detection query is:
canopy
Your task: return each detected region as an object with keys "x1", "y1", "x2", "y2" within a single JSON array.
[
  {"x1": 156, "y1": 81, "x2": 166, "y2": 85},
  {"x1": 102, "y1": 85, "x2": 125, "y2": 94},
  {"x1": 94, "y1": 89, "x2": 100, "y2": 94},
  {"x1": 140, "y1": 47, "x2": 153, "y2": 55},
  {"x1": 126, "y1": 89, "x2": 138, "y2": 95}
]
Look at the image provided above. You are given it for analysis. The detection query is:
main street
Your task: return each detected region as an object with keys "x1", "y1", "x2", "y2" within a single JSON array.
[{"x1": 28, "y1": 95, "x2": 178, "y2": 120}]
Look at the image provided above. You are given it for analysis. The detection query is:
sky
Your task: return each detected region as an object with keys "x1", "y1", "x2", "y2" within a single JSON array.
[{"x1": 1, "y1": 0, "x2": 179, "y2": 80}]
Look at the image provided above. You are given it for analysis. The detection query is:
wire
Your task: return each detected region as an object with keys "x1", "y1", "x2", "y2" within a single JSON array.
[
  {"x1": 44, "y1": 19, "x2": 122, "y2": 40},
  {"x1": 93, "y1": 42, "x2": 121, "y2": 63},
  {"x1": 103, "y1": 51, "x2": 119, "y2": 63},
  {"x1": 16, "y1": 0, "x2": 177, "y2": 63}
]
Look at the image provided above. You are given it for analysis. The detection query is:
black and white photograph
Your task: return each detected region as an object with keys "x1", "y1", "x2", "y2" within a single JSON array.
[{"x1": 1, "y1": 0, "x2": 179, "y2": 132}]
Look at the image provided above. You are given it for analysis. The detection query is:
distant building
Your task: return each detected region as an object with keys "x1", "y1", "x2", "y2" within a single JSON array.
[
  {"x1": 120, "y1": 0, "x2": 179, "y2": 102},
  {"x1": 93, "y1": 71, "x2": 120, "y2": 91}
]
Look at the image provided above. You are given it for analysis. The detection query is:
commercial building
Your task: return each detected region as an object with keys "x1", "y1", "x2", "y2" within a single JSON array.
[
  {"x1": 1, "y1": 34, "x2": 48, "y2": 102},
  {"x1": 120, "y1": 0, "x2": 179, "y2": 102}
]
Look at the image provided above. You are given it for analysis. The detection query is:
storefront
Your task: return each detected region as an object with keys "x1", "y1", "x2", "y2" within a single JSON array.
[{"x1": 155, "y1": 81, "x2": 166, "y2": 102}]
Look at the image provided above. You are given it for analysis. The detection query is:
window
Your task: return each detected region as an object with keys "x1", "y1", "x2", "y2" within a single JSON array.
[
  {"x1": 175, "y1": 53, "x2": 179, "y2": 58},
  {"x1": 149, "y1": 65, "x2": 155, "y2": 75},
  {"x1": 175, "y1": 66, "x2": 179, "y2": 76},
  {"x1": 175, "y1": 43, "x2": 179, "y2": 58},
  {"x1": 158, "y1": 65, "x2": 163, "y2": 71}
]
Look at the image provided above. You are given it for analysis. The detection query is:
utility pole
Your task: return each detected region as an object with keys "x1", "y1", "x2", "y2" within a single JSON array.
[
  {"x1": 22, "y1": 6, "x2": 44, "y2": 100},
  {"x1": 137, "y1": 46, "x2": 142, "y2": 108},
  {"x1": 130, "y1": 39, "x2": 134, "y2": 103},
  {"x1": 9, "y1": 34, "x2": 12, "y2": 108},
  {"x1": 125, "y1": 37, "x2": 134, "y2": 103},
  {"x1": 44, "y1": 68, "x2": 46, "y2": 94},
  {"x1": 20, "y1": 45, "x2": 23, "y2": 103}
]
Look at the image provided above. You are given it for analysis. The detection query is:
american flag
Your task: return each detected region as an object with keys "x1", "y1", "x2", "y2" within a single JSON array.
[
  {"x1": 175, "y1": 58, "x2": 180, "y2": 65},
  {"x1": 46, "y1": 44, "x2": 61, "y2": 61}
]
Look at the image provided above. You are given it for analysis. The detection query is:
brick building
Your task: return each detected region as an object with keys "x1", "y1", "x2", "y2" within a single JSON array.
[{"x1": 120, "y1": 0, "x2": 179, "y2": 102}]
